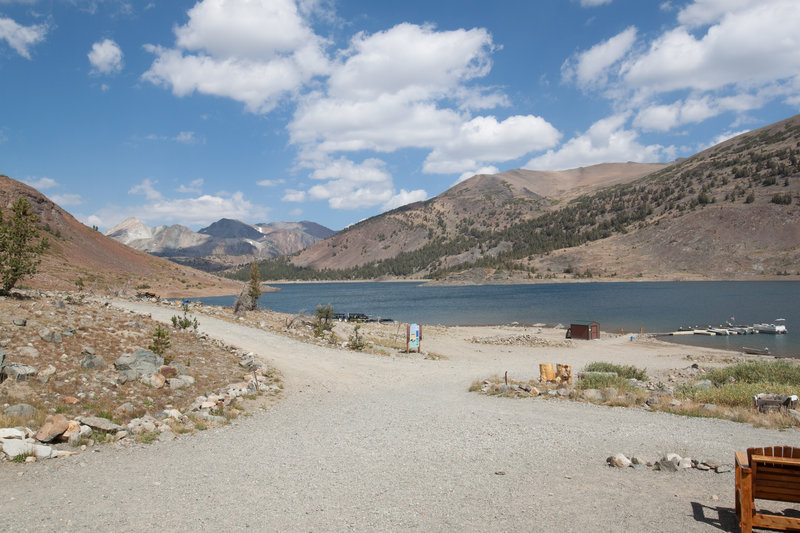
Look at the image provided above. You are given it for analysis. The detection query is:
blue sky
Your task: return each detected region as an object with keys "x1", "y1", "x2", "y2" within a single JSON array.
[{"x1": 1, "y1": 0, "x2": 798, "y2": 231}]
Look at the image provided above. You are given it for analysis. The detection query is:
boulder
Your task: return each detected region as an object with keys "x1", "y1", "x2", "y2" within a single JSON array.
[
  {"x1": 4, "y1": 403, "x2": 36, "y2": 417},
  {"x1": 146, "y1": 373, "x2": 166, "y2": 389},
  {"x1": 602, "y1": 387, "x2": 619, "y2": 400},
  {"x1": 114, "y1": 349, "x2": 163, "y2": 380},
  {"x1": 582, "y1": 389, "x2": 604, "y2": 402},
  {"x1": 16, "y1": 346, "x2": 39, "y2": 359},
  {"x1": 168, "y1": 375, "x2": 195, "y2": 389},
  {"x1": 1, "y1": 437, "x2": 34, "y2": 458},
  {"x1": 80, "y1": 353, "x2": 106, "y2": 370},
  {"x1": 3, "y1": 363, "x2": 38, "y2": 382},
  {"x1": 77, "y1": 416, "x2": 122, "y2": 433},
  {"x1": 38, "y1": 327, "x2": 53, "y2": 342},
  {"x1": 34, "y1": 414, "x2": 70, "y2": 443}
]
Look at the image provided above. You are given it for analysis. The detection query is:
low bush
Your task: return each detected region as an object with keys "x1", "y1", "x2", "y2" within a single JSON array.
[
  {"x1": 583, "y1": 361, "x2": 648, "y2": 381},
  {"x1": 706, "y1": 360, "x2": 800, "y2": 386}
]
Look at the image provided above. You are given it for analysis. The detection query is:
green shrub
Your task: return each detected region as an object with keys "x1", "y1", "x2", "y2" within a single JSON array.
[
  {"x1": 583, "y1": 362, "x2": 648, "y2": 381},
  {"x1": 148, "y1": 325, "x2": 171, "y2": 357},
  {"x1": 313, "y1": 303, "x2": 334, "y2": 338},
  {"x1": 578, "y1": 373, "x2": 638, "y2": 393},
  {"x1": 676, "y1": 382, "x2": 793, "y2": 408},
  {"x1": 347, "y1": 324, "x2": 367, "y2": 351},
  {"x1": 706, "y1": 360, "x2": 800, "y2": 386}
]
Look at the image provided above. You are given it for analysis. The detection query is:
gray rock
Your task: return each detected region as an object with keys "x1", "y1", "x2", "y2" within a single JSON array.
[
  {"x1": 195, "y1": 412, "x2": 226, "y2": 425},
  {"x1": 52, "y1": 332, "x2": 62, "y2": 343},
  {"x1": 16, "y1": 346, "x2": 40, "y2": 359},
  {"x1": 602, "y1": 387, "x2": 618, "y2": 400},
  {"x1": 715, "y1": 465, "x2": 732, "y2": 474},
  {"x1": 80, "y1": 353, "x2": 106, "y2": 370},
  {"x1": 2, "y1": 363, "x2": 37, "y2": 381},
  {"x1": 4, "y1": 403, "x2": 37, "y2": 417},
  {"x1": 0, "y1": 428, "x2": 28, "y2": 439},
  {"x1": 1, "y1": 438, "x2": 34, "y2": 458},
  {"x1": 168, "y1": 375, "x2": 195, "y2": 390},
  {"x1": 81, "y1": 346, "x2": 95, "y2": 356},
  {"x1": 77, "y1": 416, "x2": 122, "y2": 433},
  {"x1": 631, "y1": 456, "x2": 648, "y2": 465},
  {"x1": 114, "y1": 349, "x2": 163, "y2": 379},
  {"x1": 38, "y1": 328, "x2": 53, "y2": 342},
  {"x1": 607, "y1": 453, "x2": 632, "y2": 468},
  {"x1": 694, "y1": 379, "x2": 713, "y2": 390},
  {"x1": 12, "y1": 318, "x2": 27, "y2": 327},
  {"x1": 679, "y1": 458, "x2": 694, "y2": 469},
  {"x1": 696, "y1": 463, "x2": 711, "y2": 471},
  {"x1": 655, "y1": 456, "x2": 680, "y2": 472}
]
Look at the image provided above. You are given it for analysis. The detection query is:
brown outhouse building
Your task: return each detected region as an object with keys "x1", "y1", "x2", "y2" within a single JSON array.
[{"x1": 566, "y1": 321, "x2": 600, "y2": 340}]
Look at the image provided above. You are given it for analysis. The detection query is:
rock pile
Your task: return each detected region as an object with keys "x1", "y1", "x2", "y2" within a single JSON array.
[
  {"x1": 606, "y1": 452, "x2": 732, "y2": 473},
  {"x1": 470, "y1": 334, "x2": 572, "y2": 348}
]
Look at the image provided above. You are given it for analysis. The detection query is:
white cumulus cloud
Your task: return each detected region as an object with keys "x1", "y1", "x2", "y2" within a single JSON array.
[
  {"x1": 562, "y1": 26, "x2": 637, "y2": 88},
  {"x1": 88, "y1": 38, "x2": 123, "y2": 74},
  {"x1": 0, "y1": 16, "x2": 47, "y2": 59},
  {"x1": 423, "y1": 115, "x2": 561, "y2": 174},
  {"x1": 525, "y1": 114, "x2": 670, "y2": 170},
  {"x1": 142, "y1": 0, "x2": 330, "y2": 113}
]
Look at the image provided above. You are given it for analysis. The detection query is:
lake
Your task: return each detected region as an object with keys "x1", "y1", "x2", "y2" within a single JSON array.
[{"x1": 191, "y1": 281, "x2": 800, "y2": 357}]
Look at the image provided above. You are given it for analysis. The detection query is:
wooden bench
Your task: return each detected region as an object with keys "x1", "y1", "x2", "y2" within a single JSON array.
[{"x1": 735, "y1": 446, "x2": 800, "y2": 533}]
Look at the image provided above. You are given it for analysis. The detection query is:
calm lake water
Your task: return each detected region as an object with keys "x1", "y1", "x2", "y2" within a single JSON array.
[{"x1": 192, "y1": 281, "x2": 799, "y2": 357}]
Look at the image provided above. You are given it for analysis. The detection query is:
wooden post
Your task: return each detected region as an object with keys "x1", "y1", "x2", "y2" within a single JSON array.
[{"x1": 539, "y1": 363, "x2": 556, "y2": 383}]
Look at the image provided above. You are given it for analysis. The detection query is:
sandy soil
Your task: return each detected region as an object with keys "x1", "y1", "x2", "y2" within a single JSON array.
[{"x1": 2, "y1": 300, "x2": 798, "y2": 532}]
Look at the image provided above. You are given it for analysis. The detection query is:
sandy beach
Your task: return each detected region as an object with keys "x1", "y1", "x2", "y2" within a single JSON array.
[{"x1": 1, "y1": 298, "x2": 798, "y2": 532}]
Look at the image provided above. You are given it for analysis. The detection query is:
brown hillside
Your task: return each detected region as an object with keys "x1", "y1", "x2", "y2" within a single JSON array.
[
  {"x1": 0, "y1": 176, "x2": 240, "y2": 297},
  {"x1": 292, "y1": 162, "x2": 664, "y2": 271}
]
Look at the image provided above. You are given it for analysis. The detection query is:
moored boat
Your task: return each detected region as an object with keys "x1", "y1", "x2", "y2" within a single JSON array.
[{"x1": 755, "y1": 320, "x2": 788, "y2": 334}]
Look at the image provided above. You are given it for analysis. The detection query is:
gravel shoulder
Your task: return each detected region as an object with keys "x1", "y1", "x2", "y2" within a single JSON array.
[{"x1": 1, "y1": 299, "x2": 798, "y2": 532}]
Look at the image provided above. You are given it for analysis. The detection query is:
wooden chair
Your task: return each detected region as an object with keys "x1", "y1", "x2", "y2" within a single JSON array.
[{"x1": 735, "y1": 446, "x2": 800, "y2": 533}]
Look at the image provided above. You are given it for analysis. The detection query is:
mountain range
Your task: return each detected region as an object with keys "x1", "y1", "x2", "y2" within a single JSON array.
[
  {"x1": 105, "y1": 217, "x2": 334, "y2": 272},
  {"x1": 240, "y1": 114, "x2": 800, "y2": 282},
  {"x1": 1, "y1": 113, "x2": 798, "y2": 295}
]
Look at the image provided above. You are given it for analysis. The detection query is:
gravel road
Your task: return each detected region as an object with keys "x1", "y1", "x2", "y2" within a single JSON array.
[{"x1": 2, "y1": 300, "x2": 797, "y2": 532}]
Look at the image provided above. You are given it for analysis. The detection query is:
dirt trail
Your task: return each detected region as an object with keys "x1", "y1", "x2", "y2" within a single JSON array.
[{"x1": 1, "y1": 300, "x2": 796, "y2": 532}]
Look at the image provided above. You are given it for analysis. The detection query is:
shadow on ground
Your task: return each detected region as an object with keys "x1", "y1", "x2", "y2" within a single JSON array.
[{"x1": 691, "y1": 502, "x2": 738, "y2": 532}]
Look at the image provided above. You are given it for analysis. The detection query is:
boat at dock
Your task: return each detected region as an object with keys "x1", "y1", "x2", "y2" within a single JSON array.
[{"x1": 755, "y1": 319, "x2": 788, "y2": 334}]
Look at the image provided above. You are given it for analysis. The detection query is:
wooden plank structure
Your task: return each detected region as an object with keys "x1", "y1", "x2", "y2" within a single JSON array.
[
  {"x1": 735, "y1": 445, "x2": 800, "y2": 533},
  {"x1": 566, "y1": 321, "x2": 599, "y2": 340}
]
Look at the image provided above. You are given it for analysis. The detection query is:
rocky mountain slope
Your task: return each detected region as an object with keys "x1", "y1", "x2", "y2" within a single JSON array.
[
  {"x1": 106, "y1": 217, "x2": 334, "y2": 272},
  {"x1": 242, "y1": 113, "x2": 800, "y2": 282},
  {"x1": 288, "y1": 162, "x2": 665, "y2": 272},
  {"x1": 0, "y1": 176, "x2": 240, "y2": 297}
]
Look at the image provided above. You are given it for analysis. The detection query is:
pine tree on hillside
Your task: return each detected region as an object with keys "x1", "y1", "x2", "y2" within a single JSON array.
[{"x1": 0, "y1": 197, "x2": 49, "y2": 294}]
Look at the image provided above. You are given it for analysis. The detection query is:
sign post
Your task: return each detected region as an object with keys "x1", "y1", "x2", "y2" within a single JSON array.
[{"x1": 406, "y1": 323, "x2": 421, "y2": 353}]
